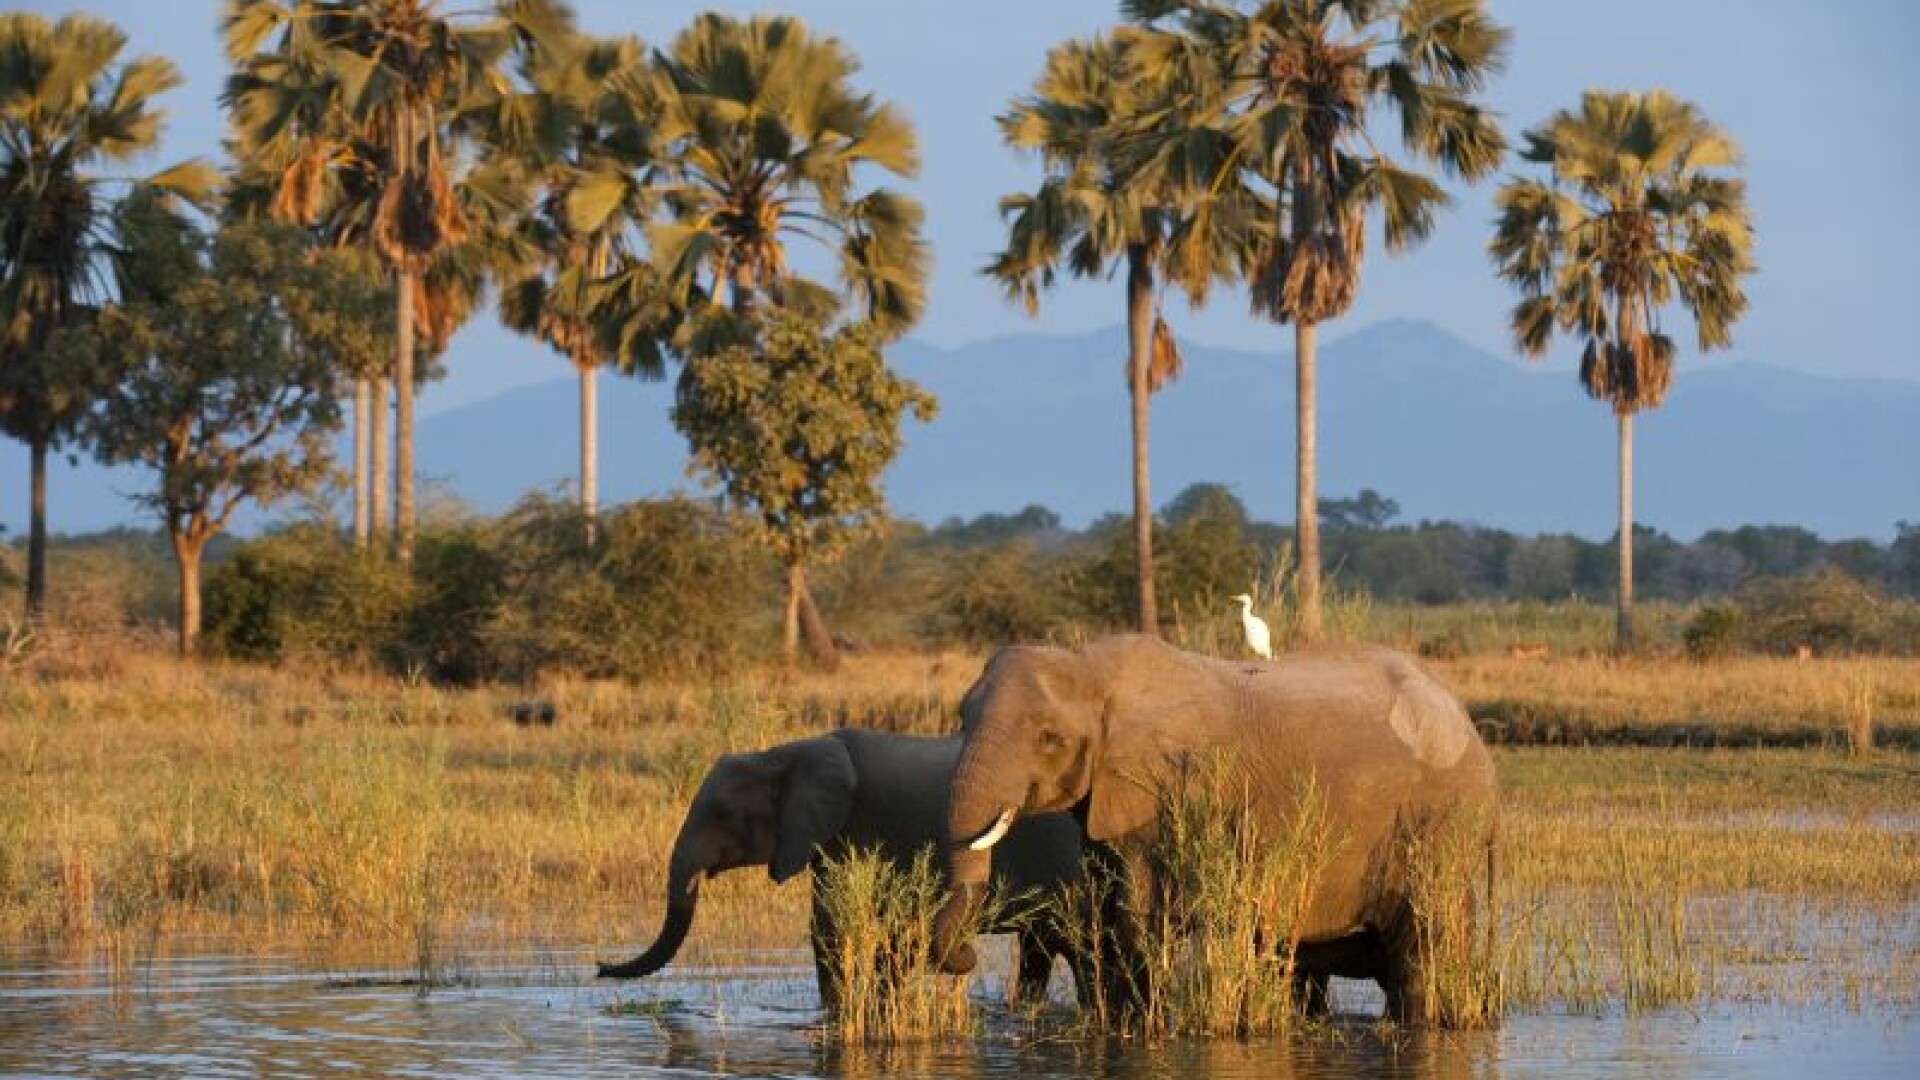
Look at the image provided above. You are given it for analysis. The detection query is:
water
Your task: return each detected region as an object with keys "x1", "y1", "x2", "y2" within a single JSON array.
[{"x1": 1, "y1": 942, "x2": 1914, "y2": 1079}]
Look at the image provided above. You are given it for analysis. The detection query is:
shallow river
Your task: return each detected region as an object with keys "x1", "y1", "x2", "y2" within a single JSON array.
[{"x1": 1, "y1": 942, "x2": 1914, "y2": 1079}]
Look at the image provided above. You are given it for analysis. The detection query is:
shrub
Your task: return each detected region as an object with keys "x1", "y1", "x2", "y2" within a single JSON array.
[
  {"x1": 203, "y1": 525, "x2": 413, "y2": 667},
  {"x1": 1682, "y1": 604, "x2": 1741, "y2": 661},
  {"x1": 205, "y1": 497, "x2": 768, "y2": 683},
  {"x1": 483, "y1": 496, "x2": 764, "y2": 681},
  {"x1": 933, "y1": 542, "x2": 1078, "y2": 646}
]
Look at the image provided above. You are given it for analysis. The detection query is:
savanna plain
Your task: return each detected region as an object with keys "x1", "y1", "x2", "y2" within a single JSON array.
[{"x1": 2, "y1": 618, "x2": 1916, "y2": 1079}]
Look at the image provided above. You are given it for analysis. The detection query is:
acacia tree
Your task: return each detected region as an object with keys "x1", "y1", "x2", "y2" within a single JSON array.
[
  {"x1": 223, "y1": 0, "x2": 538, "y2": 564},
  {"x1": 88, "y1": 202, "x2": 343, "y2": 657},
  {"x1": 990, "y1": 32, "x2": 1259, "y2": 635},
  {"x1": 1491, "y1": 90, "x2": 1754, "y2": 650},
  {"x1": 1126, "y1": 0, "x2": 1508, "y2": 640},
  {"x1": 674, "y1": 310, "x2": 935, "y2": 665},
  {"x1": 0, "y1": 12, "x2": 215, "y2": 620}
]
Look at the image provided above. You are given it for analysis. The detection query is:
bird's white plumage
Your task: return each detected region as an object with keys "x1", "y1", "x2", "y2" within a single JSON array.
[{"x1": 1230, "y1": 593, "x2": 1272, "y2": 660}]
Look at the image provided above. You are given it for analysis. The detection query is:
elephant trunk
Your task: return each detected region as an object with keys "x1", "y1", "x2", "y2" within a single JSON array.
[
  {"x1": 598, "y1": 845, "x2": 703, "y2": 979},
  {"x1": 935, "y1": 743, "x2": 1029, "y2": 975}
]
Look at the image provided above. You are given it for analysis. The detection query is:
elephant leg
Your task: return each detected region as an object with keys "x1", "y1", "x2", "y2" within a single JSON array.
[
  {"x1": 1010, "y1": 930, "x2": 1057, "y2": 1005},
  {"x1": 1293, "y1": 968, "x2": 1332, "y2": 1017},
  {"x1": 1380, "y1": 916, "x2": 1429, "y2": 1024},
  {"x1": 808, "y1": 881, "x2": 842, "y2": 1014}
]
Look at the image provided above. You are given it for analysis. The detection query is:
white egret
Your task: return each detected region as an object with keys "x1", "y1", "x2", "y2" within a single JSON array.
[{"x1": 1230, "y1": 594, "x2": 1272, "y2": 660}]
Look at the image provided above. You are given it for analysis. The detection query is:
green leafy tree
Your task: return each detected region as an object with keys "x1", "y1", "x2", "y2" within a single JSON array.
[
  {"x1": 1320, "y1": 487, "x2": 1399, "y2": 531},
  {"x1": 1126, "y1": 0, "x2": 1509, "y2": 639},
  {"x1": 1491, "y1": 90, "x2": 1755, "y2": 649},
  {"x1": 87, "y1": 202, "x2": 344, "y2": 657},
  {"x1": 1891, "y1": 523, "x2": 1920, "y2": 600},
  {"x1": 673, "y1": 310, "x2": 935, "y2": 664},
  {"x1": 647, "y1": 13, "x2": 927, "y2": 333},
  {"x1": 223, "y1": 0, "x2": 537, "y2": 564},
  {"x1": 990, "y1": 32, "x2": 1259, "y2": 635},
  {"x1": 0, "y1": 12, "x2": 216, "y2": 620}
]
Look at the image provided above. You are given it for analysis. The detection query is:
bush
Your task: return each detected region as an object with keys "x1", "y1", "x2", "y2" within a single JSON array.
[
  {"x1": 1680, "y1": 569, "x2": 1920, "y2": 659},
  {"x1": 1682, "y1": 604, "x2": 1741, "y2": 661},
  {"x1": 204, "y1": 525, "x2": 413, "y2": 667},
  {"x1": 205, "y1": 496, "x2": 768, "y2": 683},
  {"x1": 482, "y1": 496, "x2": 763, "y2": 681},
  {"x1": 934, "y1": 542, "x2": 1079, "y2": 646}
]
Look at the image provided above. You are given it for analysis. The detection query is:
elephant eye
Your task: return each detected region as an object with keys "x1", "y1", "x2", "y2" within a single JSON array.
[{"x1": 1036, "y1": 728, "x2": 1066, "y2": 753}]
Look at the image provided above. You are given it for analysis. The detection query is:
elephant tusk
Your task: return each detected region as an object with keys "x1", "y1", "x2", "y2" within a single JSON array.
[{"x1": 965, "y1": 807, "x2": 1019, "y2": 852}]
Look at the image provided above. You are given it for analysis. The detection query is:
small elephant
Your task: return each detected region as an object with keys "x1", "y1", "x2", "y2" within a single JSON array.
[
  {"x1": 933, "y1": 635, "x2": 1497, "y2": 1022},
  {"x1": 597, "y1": 726, "x2": 1087, "y2": 1008}
]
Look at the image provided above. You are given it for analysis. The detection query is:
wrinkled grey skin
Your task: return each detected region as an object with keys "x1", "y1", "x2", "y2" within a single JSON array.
[
  {"x1": 597, "y1": 727, "x2": 1086, "y2": 1008},
  {"x1": 933, "y1": 635, "x2": 1497, "y2": 1021}
]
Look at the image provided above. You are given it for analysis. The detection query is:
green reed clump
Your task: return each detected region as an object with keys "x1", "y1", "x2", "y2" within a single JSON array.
[
  {"x1": 1401, "y1": 807, "x2": 1505, "y2": 1028},
  {"x1": 1602, "y1": 806, "x2": 1701, "y2": 1013},
  {"x1": 814, "y1": 847, "x2": 974, "y2": 1043},
  {"x1": 1846, "y1": 677, "x2": 1876, "y2": 756},
  {"x1": 1125, "y1": 758, "x2": 1337, "y2": 1039}
]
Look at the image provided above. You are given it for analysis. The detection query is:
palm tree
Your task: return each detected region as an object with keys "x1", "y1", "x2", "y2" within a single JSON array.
[
  {"x1": 0, "y1": 12, "x2": 215, "y2": 620},
  {"x1": 648, "y1": 13, "x2": 927, "y2": 334},
  {"x1": 223, "y1": 0, "x2": 530, "y2": 564},
  {"x1": 647, "y1": 12, "x2": 928, "y2": 662},
  {"x1": 495, "y1": 19, "x2": 662, "y2": 543},
  {"x1": 1491, "y1": 90, "x2": 1754, "y2": 650},
  {"x1": 1126, "y1": 0, "x2": 1508, "y2": 640},
  {"x1": 989, "y1": 32, "x2": 1258, "y2": 635}
]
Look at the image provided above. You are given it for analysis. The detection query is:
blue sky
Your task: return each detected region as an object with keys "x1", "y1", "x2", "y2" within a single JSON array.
[{"x1": 25, "y1": 0, "x2": 1920, "y2": 415}]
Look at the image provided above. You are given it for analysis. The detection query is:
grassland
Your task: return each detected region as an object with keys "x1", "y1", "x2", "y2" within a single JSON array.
[{"x1": 1, "y1": 638, "x2": 1915, "y2": 1020}]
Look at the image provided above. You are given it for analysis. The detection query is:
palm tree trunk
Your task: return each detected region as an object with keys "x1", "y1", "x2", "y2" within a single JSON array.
[
  {"x1": 1295, "y1": 320, "x2": 1322, "y2": 642},
  {"x1": 371, "y1": 376, "x2": 391, "y2": 542},
  {"x1": 1125, "y1": 247, "x2": 1157, "y2": 635},
  {"x1": 25, "y1": 436, "x2": 48, "y2": 624},
  {"x1": 171, "y1": 528, "x2": 205, "y2": 660},
  {"x1": 352, "y1": 377, "x2": 371, "y2": 550},
  {"x1": 1616, "y1": 410, "x2": 1635, "y2": 652},
  {"x1": 579, "y1": 361, "x2": 598, "y2": 546},
  {"x1": 395, "y1": 270, "x2": 416, "y2": 566}
]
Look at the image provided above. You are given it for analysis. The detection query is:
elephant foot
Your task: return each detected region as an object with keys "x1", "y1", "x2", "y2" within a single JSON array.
[
  {"x1": 1293, "y1": 969, "x2": 1332, "y2": 1017},
  {"x1": 1011, "y1": 945, "x2": 1057, "y2": 1005}
]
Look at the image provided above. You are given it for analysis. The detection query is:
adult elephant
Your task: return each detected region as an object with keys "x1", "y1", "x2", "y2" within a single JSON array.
[
  {"x1": 597, "y1": 727, "x2": 1086, "y2": 1008},
  {"x1": 932, "y1": 635, "x2": 1496, "y2": 1022}
]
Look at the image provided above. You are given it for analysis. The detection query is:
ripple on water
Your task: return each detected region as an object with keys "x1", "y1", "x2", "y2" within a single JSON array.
[{"x1": 0, "y1": 941, "x2": 1915, "y2": 1079}]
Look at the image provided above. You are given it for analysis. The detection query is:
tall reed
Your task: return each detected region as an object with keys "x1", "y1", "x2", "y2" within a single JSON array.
[
  {"x1": 1064, "y1": 756, "x2": 1341, "y2": 1039},
  {"x1": 1401, "y1": 806, "x2": 1505, "y2": 1028},
  {"x1": 813, "y1": 848, "x2": 974, "y2": 1043}
]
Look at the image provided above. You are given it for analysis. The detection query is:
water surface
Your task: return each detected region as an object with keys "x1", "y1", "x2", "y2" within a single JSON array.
[{"x1": 1, "y1": 942, "x2": 1913, "y2": 1079}]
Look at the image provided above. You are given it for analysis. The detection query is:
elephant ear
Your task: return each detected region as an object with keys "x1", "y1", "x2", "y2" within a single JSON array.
[
  {"x1": 769, "y1": 736, "x2": 858, "y2": 883},
  {"x1": 1085, "y1": 701, "x2": 1171, "y2": 843}
]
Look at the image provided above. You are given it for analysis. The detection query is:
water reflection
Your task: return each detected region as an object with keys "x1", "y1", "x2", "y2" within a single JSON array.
[{"x1": 0, "y1": 941, "x2": 1913, "y2": 1079}]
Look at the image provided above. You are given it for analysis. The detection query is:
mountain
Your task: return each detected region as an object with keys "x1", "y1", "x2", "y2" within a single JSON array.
[
  {"x1": 3, "y1": 319, "x2": 1915, "y2": 541},
  {"x1": 882, "y1": 320, "x2": 1918, "y2": 539}
]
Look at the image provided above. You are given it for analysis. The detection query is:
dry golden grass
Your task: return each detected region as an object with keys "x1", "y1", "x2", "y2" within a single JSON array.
[
  {"x1": 1, "y1": 637, "x2": 1916, "y2": 1017},
  {"x1": 1436, "y1": 654, "x2": 1920, "y2": 737}
]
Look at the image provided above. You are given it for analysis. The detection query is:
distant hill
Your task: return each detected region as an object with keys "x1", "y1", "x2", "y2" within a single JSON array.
[{"x1": 4, "y1": 319, "x2": 1915, "y2": 540}]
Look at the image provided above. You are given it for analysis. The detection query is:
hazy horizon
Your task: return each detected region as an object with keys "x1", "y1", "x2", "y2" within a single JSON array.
[{"x1": 8, "y1": 1, "x2": 1917, "y2": 540}]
